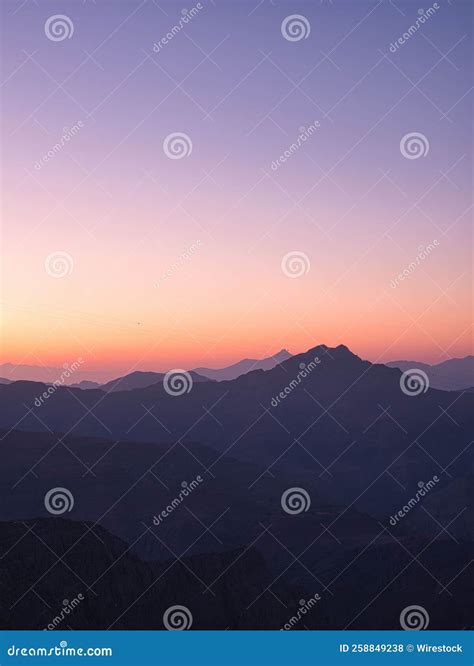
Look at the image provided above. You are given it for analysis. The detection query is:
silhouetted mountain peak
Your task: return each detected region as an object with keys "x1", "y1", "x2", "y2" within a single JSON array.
[{"x1": 281, "y1": 343, "x2": 360, "y2": 369}]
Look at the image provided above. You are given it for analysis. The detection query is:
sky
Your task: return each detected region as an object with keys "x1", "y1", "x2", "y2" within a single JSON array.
[{"x1": 1, "y1": 0, "x2": 472, "y2": 380}]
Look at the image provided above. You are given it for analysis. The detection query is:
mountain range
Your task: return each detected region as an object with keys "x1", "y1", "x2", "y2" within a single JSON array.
[
  {"x1": 1, "y1": 350, "x2": 472, "y2": 391},
  {"x1": 0, "y1": 349, "x2": 292, "y2": 389},
  {"x1": 0, "y1": 342, "x2": 472, "y2": 629}
]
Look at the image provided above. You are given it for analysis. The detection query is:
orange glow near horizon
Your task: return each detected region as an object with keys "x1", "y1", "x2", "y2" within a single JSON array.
[{"x1": 1, "y1": 1, "x2": 472, "y2": 381}]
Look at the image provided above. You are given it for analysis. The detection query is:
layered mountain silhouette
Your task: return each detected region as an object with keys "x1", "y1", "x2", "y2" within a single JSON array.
[
  {"x1": 387, "y1": 355, "x2": 474, "y2": 391},
  {"x1": 0, "y1": 350, "x2": 291, "y2": 388},
  {"x1": 1, "y1": 344, "x2": 471, "y2": 513},
  {"x1": 1, "y1": 343, "x2": 472, "y2": 629}
]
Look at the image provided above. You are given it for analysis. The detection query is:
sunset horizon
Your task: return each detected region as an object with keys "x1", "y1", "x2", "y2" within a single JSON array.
[{"x1": 2, "y1": 0, "x2": 472, "y2": 378}]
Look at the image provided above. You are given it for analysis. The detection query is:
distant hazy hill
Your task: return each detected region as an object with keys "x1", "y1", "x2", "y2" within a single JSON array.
[
  {"x1": 70, "y1": 380, "x2": 101, "y2": 390},
  {"x1": 0, "y1": 350, "x2": 292, "y2": 388},
  {"x1": 194, "y1": 349, "x2": 291, "y2": 381},
  {"x1": 387, "y1": 355, "x2": 474, "y2": 390},
  {"x1": 100, "y1": 370, "x2": 210, "y2": 393},
  {"x1": 0, "y1": 362, "x2": 107, "y2": 385}
]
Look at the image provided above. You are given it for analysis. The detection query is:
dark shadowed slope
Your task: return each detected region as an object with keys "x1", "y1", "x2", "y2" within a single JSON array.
[
  {"x1": 1, "y1": 516, "x2": 471, "y2": 630},
  {"x1": 0, "y1": 519, "x2": 302, "y2": 630}
]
